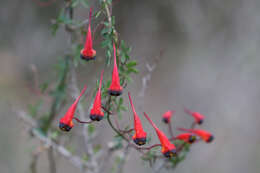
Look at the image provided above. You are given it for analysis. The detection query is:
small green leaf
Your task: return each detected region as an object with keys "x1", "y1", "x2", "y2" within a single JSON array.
[
  {"x1": 95, "y1": 11, "x2": 102, "y2": 18},
  {"x1": 127, "y1": 67, "x2": 139, "y2": 74},
  {"x1": 93, "y1": 144, "x2": 101, "y2": 153},
  {"x1": 88, "y1": 124, "x2": 95, "y2": 135},
  {"x1": 72, "y1": 0, "x2": 80, "y2": 7},
  {"x1": 80, "y1": 0, "x2": 89, "y2": 8},
  {"x1": 82, "y1": 154, "x2": 89, "y2": 162},
  {"x1": 126, "y1": 61, "x2": 137, "y2": 68}
]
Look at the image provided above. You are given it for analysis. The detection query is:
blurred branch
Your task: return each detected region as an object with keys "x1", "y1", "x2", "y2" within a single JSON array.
[
  {"x1": 116, "y1": 144, "x2": 130, "y2": 173},
  {"x1": 41, "y1": 56, "x2": 69, "y2": 132},
  {"x1": 30, "y1": 152, "x2": 39, "y2": 173},
  {"x1": 17, "y1": 111, "x2": 90, "y2": 170},
  {"x1": 48, "y1": 147, "x2": 56, "y2": 173},
  {"x1": 138, "y1": 50, "x2": 164, "y2": 98}
]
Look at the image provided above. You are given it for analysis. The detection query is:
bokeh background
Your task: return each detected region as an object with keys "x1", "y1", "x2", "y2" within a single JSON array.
[{"x1": 1, "y1": 0, "x2": 260, "y2": 173}]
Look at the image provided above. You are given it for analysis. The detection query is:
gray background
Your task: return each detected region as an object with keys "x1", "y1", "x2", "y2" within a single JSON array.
[{"x1": 1, "y1": 0, "x2": 260, "y2": 173}]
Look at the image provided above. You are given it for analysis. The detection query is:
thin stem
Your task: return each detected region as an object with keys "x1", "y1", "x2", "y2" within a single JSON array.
[
  {"x1": 47, "y1": 147, "x2": 56, "y2": 173},
  {"x1": 30, "y1": 153, "x2": 39, "y2": 173},
  {"x1": 106, "y1": 101, "x2": 129, "y2": 142},
  {"x1": 73, "y1": 117, "x2": 93, "y2": 124},
  {"x1": 191, "y1": 122, "x2": 196, "y2": 129},
  {"x1": 137, "y1": 144, "x2": 161, "y2": 150},
  {"x1": 168, "y1": 123, "x2": 174, "y2": 139}
]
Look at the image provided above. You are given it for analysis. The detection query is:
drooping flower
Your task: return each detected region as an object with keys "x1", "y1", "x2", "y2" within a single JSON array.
[
  {"x1": 59, "y1": 86, "x2": 87, "y2": 132},
  {"x1": 90, "y1": 71, "x2": 104, "y2": 121},
  {"x1": 184, "y1": 107, "x2": 204, "y2": 124},
  {"x1": 143, "y1": 112, "x2": 176, "y2": 157},
  {"x1": 108, "y1": 43, "x2": 123, "y2": 96},
  {"x1": 80, "y1": 8, "x2": 96, "y2": 61},
  {"x1": 128, "y1": 92, "x2": 147, "y2": 145},
  {"x1": 178, "y1": 128, "x2": 214, "y2": 143},
  {"x1": 162, "y1": 110, "x2": 175, "y2": 124},
  {"x1": 175, "y1": 133, "x2": 196, "y2": 144}
]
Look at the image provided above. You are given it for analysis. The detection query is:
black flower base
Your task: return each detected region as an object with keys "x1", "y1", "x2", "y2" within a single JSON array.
[
  {"x1": 80, "y1": 54, "x2": 96, "y2": 61},
  {"x1": 198, "y1": 119, "x2": 204, "y2": 125},
  {"x1": 108, "y1": 89, "x2": 122, "y2": 96},
  {"x1": 90, "y1": 114, "x2": 104, "y2": 121},
  {"x1": 163, "y1": 149, "x2": 177, "y2": 158},
  {"x1": 133, "y1": 137, "x2": 147, "y2": 146},
  {"x1": 162, "y1": 117, "x2": 169, "y2": 124},
  {"x1": 206, "y1": 135, "x2": 214, "y2": 143},
  {"x1": 59, "y1": 123, "x2": 72, "y2": 132}
]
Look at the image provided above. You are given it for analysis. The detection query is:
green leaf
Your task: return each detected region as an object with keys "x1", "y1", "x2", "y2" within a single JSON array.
[
  {"x1": 72, "y1": 0, "x2": 80, "y2": 7},
  {"x1": 126, "y1": 61, "x2": 137, "y2": 68},
  {"x1": 50, "y1": 130, "x2": 59, "y2": 140},
  {"x1": 88, "y1": 124, "x2": 95, "y2": 135},
  {"x1": 80, "y1": 0, "x2": 89, "y2": 8},
  {"x1": 95, "y1": 11, "x2": 102, "y2": 18},
  {"x1": 93, "y1": 144, "x2": 101, "y2": 153},
  {"x1": 127, "y1": 67, "x2": 139, "y2": 74},
  {"x1": 82, "y1": 154, "x2": 89, "y2": 162},
  {"x1": 51, "y1": 23, "x2": 60, "y2": 35},
  {"x1": 40, "y1": 82, "x2": 49, "y2": 93}
]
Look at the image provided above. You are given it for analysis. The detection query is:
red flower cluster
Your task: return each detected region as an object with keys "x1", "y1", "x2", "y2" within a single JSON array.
[
  {"x1": 59, "y1": 8, "x2": 214, "y2": 158},
  {"x1": 60, "y1": 41, "x2": 122, "y2": 130}
]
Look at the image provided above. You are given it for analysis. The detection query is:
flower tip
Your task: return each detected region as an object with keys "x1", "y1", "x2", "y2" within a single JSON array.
[
  {"x1": 108, "y1": 89, "x2": 122, "y2": 96},
  {"x1": 59, "y1": 122, "x2": 72, "y2": 132},
  {"x1": 206, "y1": 135, "x2": 214, "y2": 143},
  {"x1": 198, "y1": 119, "x2": 204, "y2": 125},
  {"x1": 163, "y1": 149, "x2": 177, "y2": 158},
  {"x1": 133, "y1": 137, "x2": 147, "y2": 146},
  {"x1": 90, "y1": 114, "x2": 104, "y2": 121},
  {"x1": 162, "y1": 117, "x2": 169, "y2": 124},
  {"x1": 189, "y1": 135, "x2": 197, "y2": 143},
  {"x1": 80, "y1": 49, "x2": 96, "y2": 61}
]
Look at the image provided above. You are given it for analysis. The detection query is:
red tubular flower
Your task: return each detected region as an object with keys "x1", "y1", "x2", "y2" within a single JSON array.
[
  {"x1": 162, "y1": 110, "x2": 175, "y2": 124},
  {"x1": 175, "y1": 133, "x2": 196, "y2": 144},
  {"x1": 108, "y1": 43, "x2": 123, "y2": 96},
  {"x1": 80, "y1": 8, "x2": 96, "y2": 61},
  {"x1": 184, "y1": 107, "x2": 204, "y2": 125},
  {"x1": 128, "y1": 92, "x2": 147, "y2": 145},
  {"x1": 143, "y1": 112, "x2": 176, "y2": 158},
  {"x1": 59, "y1": 85, "x2": 87, "y2": 132},
  {"x1": 90, "y1": 71, "x2": 104, "y2": 121},
  {"x1": 178, "y1": 128, "x2": 214, "y2": 143}
]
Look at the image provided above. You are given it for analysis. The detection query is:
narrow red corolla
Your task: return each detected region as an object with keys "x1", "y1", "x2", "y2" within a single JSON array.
[
  {"x1": 178, "y1": 128, "x2": 214, "y2": 143},
  {"x1": 175, "y1": 133, "x2": 196, "y2": 144},
  {"x1": 90, "y1": 71, "x2": 104, "y2": 121},
  {"x1": 128, "y1": 92, "x2": 147, "y2": 145},
  {"x1": 184, "y1": 107, "x2": 204, "y2": 124},
  {"x1": 162, "y1": 110, "x2": 175, "y2": 124},
  {"x1": 59, "y1": 86, "x2": 87, "y2": 132},
  {"x1": 108, "y1": 43, "x2": 123, "y2": 96},
  {"x1": 80, "y1": 8, "x2": 96, "y2": 61},
  {"x1": 143, "y1": 112, "x2": 176, "y2": 157}
]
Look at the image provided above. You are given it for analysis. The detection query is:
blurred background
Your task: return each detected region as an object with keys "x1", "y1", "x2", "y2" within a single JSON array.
[{"x1": 1, "y1": 0, "x2": 260, "y2": 173}]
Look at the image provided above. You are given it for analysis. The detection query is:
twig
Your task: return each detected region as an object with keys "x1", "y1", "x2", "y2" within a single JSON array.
[
  {"x1": 30, "y1": 152, "x2": 39, "y2": 173},
  {"x1": 138, "y1": 50, "x2": 164, "y2": 98},
  {"x1": 168, "y1": 123, "x2": 174, "y2": 139},
  {"x1": 73, "y1": 117, "x2": 93, "y2": 124},
  {"x1": 48, "y1": 147, "x2": 56, "y2": 173}
]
